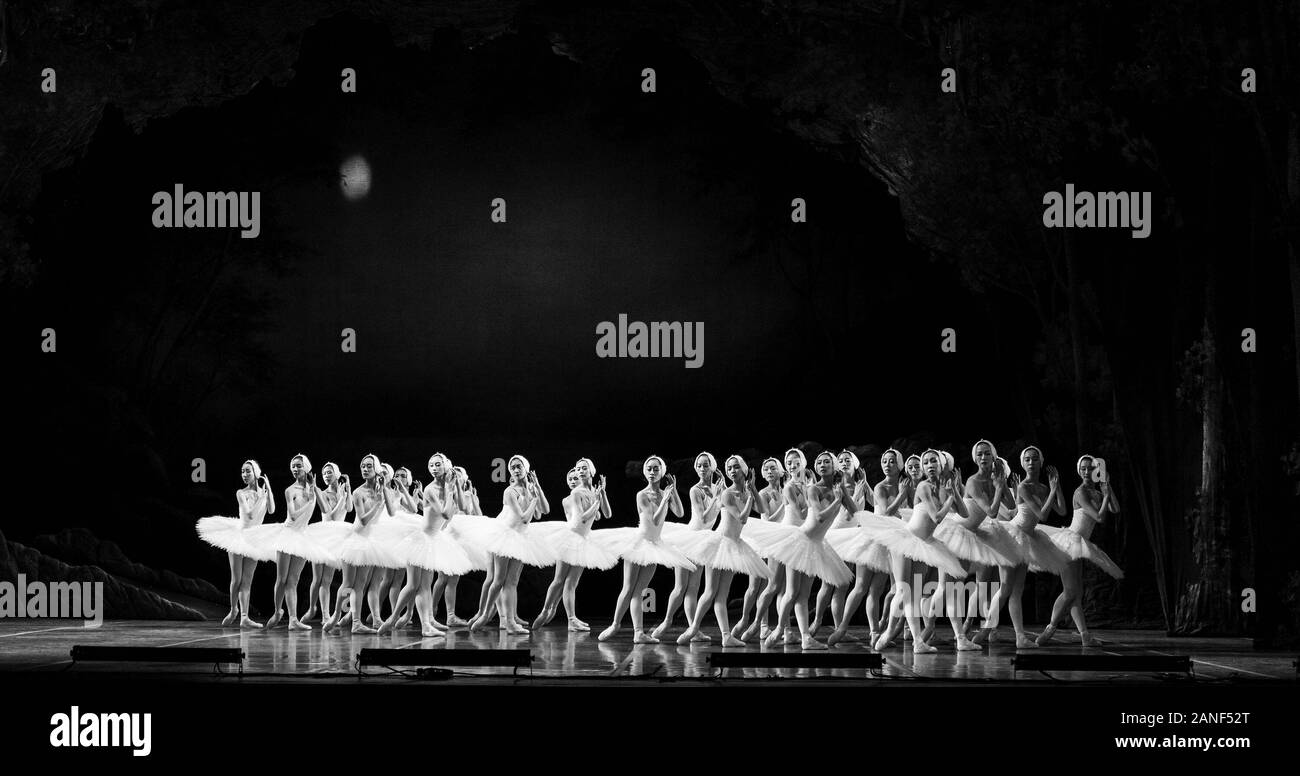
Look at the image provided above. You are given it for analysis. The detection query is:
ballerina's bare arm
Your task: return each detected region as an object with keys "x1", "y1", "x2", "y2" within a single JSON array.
[
  {"x1": 1015, "y1": 481, "x2": 1050, "y2": 522},
  {"x1": 809, "y1": 486, "x2": 844, "y2": 523},
  {"x1": 691, "y1": 484, "x2": 721, "y2": 527},
  {"x1": 578, "y1": 496, "x2": 603, "y2": 525},
  {"x1": 596, "y1": 477, "x2": 613, "y2": 518},
  {"x1": 962, "y1": 473, "x2": 1002, "y2": 521},
  {"x1": 528, "y1": 472, "x2": 551, "y2": 517},
  {"x1": 663, "y1": 475, "x2": 685, "y2": 518},
  {"x1": 875, "y1": 479, "x2": 909, "y2": 514},
  {"x1": 237, "y1": 488, "x2": 267, "y2": 523},
  {"x1": 914, "y1": 480, "x2": 943, "y2": 522},
  {"x1": 641, "y1": 486, "x2": 675, "y2": 526},
  {"x1": 757, "y1": 486, "x2": 784, "y2": 519}
]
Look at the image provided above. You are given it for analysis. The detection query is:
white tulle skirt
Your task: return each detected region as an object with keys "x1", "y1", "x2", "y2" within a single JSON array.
[
  {"x1": 854, "y1": 512, "x2": 968, "y2": 579},
  {"x1": 600, "y1": 526, "x2": 697, "y2": 571},
  {"x1": 444, "y1": 517, "x2": 492, "y2": 571},
  {"x1": 676, "y1": 531, "x2": 771, "y2": 578},
  {"x1": 740, "y1": 519, "x2": 853, "y2": 586},
  {"x1": 450, "y1": 514, "x2": 557, "y2": 567},
  {"x1": 826, "y1": 511, "x2": 894, "y2": 573},
  {"x1": 310, "y1": 518, "x2": 407, "y2": 569},
  {"x1": 1040, "y1": 526, "x2": 1124, "y2": 579},
  {"x1": 529, "y1": 522, "x2": 621, "y2": 570},
  {"x1": 1002, "y1": 520, "x2": 1071, "y2": 575},
  {"x1": 243, "y1": 521, "x2": 335, "y2": 565},
  {"x1": 399, "y1": 528, "x2": 478, "y2": 575},
  {"x1": 196, "y1": 516, "x2": 275, "y2": 562},
  {"x1": 933, "y1": 516, "x2": 1019, "y2": 569}
]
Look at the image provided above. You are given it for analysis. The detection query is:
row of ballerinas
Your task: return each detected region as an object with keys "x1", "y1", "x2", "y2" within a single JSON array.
[{"x1": 196, "y1": 440, "x2": 1123, "y2": 651}]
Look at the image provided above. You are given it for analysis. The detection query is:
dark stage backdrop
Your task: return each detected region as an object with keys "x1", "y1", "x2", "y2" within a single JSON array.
[{"x1": 1, "y1": 2, "x2": 1296, "y2": 641}]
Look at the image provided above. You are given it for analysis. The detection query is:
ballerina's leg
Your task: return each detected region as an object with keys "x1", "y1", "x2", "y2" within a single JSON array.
[
  {"x1": 652, "y1": 566, "x2": 690, "y2": 637},
  {"x1": 223, "y1": 552, "x2": 241, "y2": 624},
  {"x1": 563, "y1": 566, "x2": 585, "y2": 627},
  {"x1": 238, "y1": 556, "x2": 263, "y2": 628},
  {"x1": 535, "y1": 563, "x2": 567, "y2": 627},
  {"x1": 630, "y1": 564, "x2": 658, "y2": 642},
  {"x1": 830, "y1": 564, "x2": 871, "y2": 645},
  {"x1": 599, "y1": 560, "x2": 638, "y2": 640}
]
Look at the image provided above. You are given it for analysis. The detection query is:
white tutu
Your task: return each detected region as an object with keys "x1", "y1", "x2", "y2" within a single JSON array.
[
  {"x1": 663, "y1": 523, "x2": 722, "y2": 565},
  {"x1": 855, "y1": 512, "x2": 968, "y2": 579},
  {"x1": 400, "y1": 528, "x2": 477, "y2": 576},
  {"x1": 740, "y1": 519, "x2": 852, "y2": 586},
  {"x1": 933, "y1": 515, "x2": 1018, "y2": 568},
  {"x1": 450, "y1": 514, "x2": 557, "y2": 567},
  {"x1": 826, "y1": 526, "x2": 892, "y2": 573},
  {"x1": 322, "y1": 518, "x2": 405, "y2": 569},
  {"x1": 1003, "y1": 520, "x2": 1070, "y2": 575},
  {"x1": 196, "y1": 516, "x2": 275, "y2": 561},
  {"x1": 600, "y1": 527, "x2": 697, "y2": 571},
  {"x1": 529, "y1": 521, "x2": 620, "y2": 570},
  {"x1": 689, "y1": 532, "x2": 772, "y2": 578},
  {"x1": 244, "y1": 521, "x2": 335, "y2": 565},
  {"x1": 1042, "y1": 526, "x2": 1124, "y2": 579},
  {"x1": 445, "y1": 516, "x2": 492, "y2": 571}
]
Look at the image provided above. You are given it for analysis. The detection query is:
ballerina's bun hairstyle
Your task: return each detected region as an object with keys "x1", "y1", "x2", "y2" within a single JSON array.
[
  {"x1": 761, "y1": 457, "x2": 785, "y2": 476},
  {"x1": 905, "y1": 454, "x2": 922, "y2": 468},
  {"x1": 783, "y1": 447, "x2": 807, "y2": 471},
  {"x1": 396, "y1": 466, "x2": 411, "y2": 479},
  {"x1": 695, "y1": 451, "x2": 718, "y2": 470},
  {"x1": 428, "y1": 452, "x2": 452, "y2": 472},
  {"x1": 322, "y1": 461, "x2": 338, "y2": 475},
  {"x1": 576, "y1": 457, "x2": 597, "y2": 477},
  {"x1": 566, "y1": 467, "x2": 579, "y2": 482},
  {"x1": 1020, "y1": 445, "x2": 1043, "y2": 465},
  {"x1": 381, "y1": 463, "x2": 395, "y2": 479},
  {"x1": 813, "y1": 450, "x2": 836, "y2": 469},
  {"x1": 291, "y1": 453, "x2": 312, "y2": 472},
  {"x1": 243, "y1": 459, "x2": 262, "y2": 479},
  {"x1": 997, "y1": 456, "x2": 1011, "y2": 478},
  {"x1": 1076, "y1": 454, "x2": 1093, "y2": 472},
  {"x1": 881, "y1": 448, "x2": 904, "y2": 469},
  {"x1": 971, "y1": 439, "x2": 998, "y2": 462},
  {"x1": 940, "y1": 450, "x2": 955, "y2": 472},
  {"x1": 725, "y1": 454, "x2": 749, "y2": 475}
]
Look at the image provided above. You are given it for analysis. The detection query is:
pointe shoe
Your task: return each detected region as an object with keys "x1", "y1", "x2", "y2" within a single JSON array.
[
  {"x1": 302, "y1": 609, "x2": 319, "y2": 623},
  {"x1": 1035, "y1": 624, "x2": 1058, "y2": 646},
  {"x1": 240, "y1": 616, "x2": 264, "y2": 629},
  {"x1": 827, "y1": 628, "x2": 847, "y2": 647},
  {"x1": 573, "y1": 618, "x2": 590, "y2": 628},
  {"x1": 971, "y1": 628, "x2": 991, "y2": 646},
  {"x1": 568, "y1": 617, "x2": 589, "y2": 632},
  {"x1": 221, "y1": 611, "x2": 238, "y2": 626},
  {"x1": 421, "y1": 626, "x2": 445, "y2": 638},
  {"x1": 650, "y1": 623, "x2": 670, "y2": 640},
  {"x1": 265, "y1": 612, "x2": 283, "y2": 629},
  {"x1": 721, "y1": 634, "x2": 745, "y2": 648},
  {"x1": 872, "y1": 632, "x2": 892, "y2": 652},
  {"x1": 912, "y1": 641, "x2": 937, "y2": 654},
  {"x1": 690, "y1": 632, "x2": 711, "y2": 643},
  {"x1": 783, "y1": 629, "x2": 800, "y2": 645},
  {"x1": 339, "y1": 613, "x2": 353, "y2": 627},
  {"x1": 288, "y1": 619, "x2": 312, "y2": 631},
  {"x1": 729, "y1": 623, "x2": 746, "y2": 639},
  {"x1": 351, "y1": 621, "x2": 378, "y2": 635},
  {"x1": 1079, "y1": 631, "x2": 1103, "y2": 647},
  {"x1": 446, "y1": 615, "x2": 469, "y2": 627},
  {"x1": 377, "y1": 620, "x2": 396, "y2": 636},
  {"x1": 676, "y1": 630, "x2": 696, "y2": 645},
  {"x1": 1015, "y1": 633, "x2": 1038, "y2": 649},
  {"x1": 598, "y1": 626, "x2": 618, "y2": 642},
  {"x1": 762, "y1": 631, "x2": 782, "y2": 649},
  {"x1": 754, "y1": 625, "x2": 768, "y2": 641},
  {"x1": 801, "y1": 636, "x2": 828, "y2": 651},
  {"x1": 394, "y1": 613, "x2": 413, "y2": 629},
  {"x1": 633, "y1": 630, "x2": 659, "y2": 644},
  {"x1": 955, "y1": 635, "x2": 980, "y2": 651}
]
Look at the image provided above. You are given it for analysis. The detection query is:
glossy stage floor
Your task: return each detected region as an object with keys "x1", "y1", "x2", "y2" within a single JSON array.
[{"x1": 1, "y1": 619, "x2": 1294, "y2": 686}]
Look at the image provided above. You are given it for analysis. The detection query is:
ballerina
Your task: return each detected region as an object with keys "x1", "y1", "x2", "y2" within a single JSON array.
[
  {"x1": 255, "y1": 454, "x2": 335, "y2": 630},
  {"x1": 959, "y1": 443, "x2": 1024, "y2": 644},
  {"x1": 1036, "y1": 455, "x2": 1124, "y2": 646},
  {"x1": 677, "y1": 455, "x2": 772, "y2": 646},
  {"x1": 320, "y1": 454, "x2": 402, "y2": 634},
  {"x1": 377, "y1": 458, "x2": 480, "y2": 638},
  {"x1": 301, "y1": 462, "x2": 351, "y2": 622},
  {"x1": 651, "y1": 452, "x2": 724, "y2": 639},
  {"x1": 810, "y1": 450, "x2": 869, "y2": 637},
  {"x1": 745, "y1": 447, "x2": 811, "y2": 645},
  {"x1": 826, "y1": 448, "x2": 905, "y2": 647},
  {"x1": 863, "y1": 449, "x2": 968, "y2": 653},
  {"x1": 730, "y1": 457, "x2": 786, "y2": 640},
  {"x1": 196, "y1": 460, "x2": 277, "y2": 628},
  {"x1": 919, "y1": 449, "x2": 1012, "y2": 651},
  {"x1": 999, "y1": 445, "x2": 1072, "y2": 648},
  {"x1": 364, "y1": 463, "x2": 411, "y2": 627},
  {"x1": 466, "y1": 455, "x2": 555, "y2": 634},
  {"x1": 598, "y1": 456, "x2": 696, "y2": 643},
  {"x1": 428, "y1": 460, "x2": 481, "y2": 628},
  {"x1": 746, "y1": 451, "x2": 856, "y2": 650},
  {"x1": 531, "y1": 468, "x2": 619, "y2": 631}
]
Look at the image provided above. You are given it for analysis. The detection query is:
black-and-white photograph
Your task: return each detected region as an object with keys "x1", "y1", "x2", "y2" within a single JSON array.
[{"x1": 1, "y1": 0, "x2": 1296, "y2": 761}]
